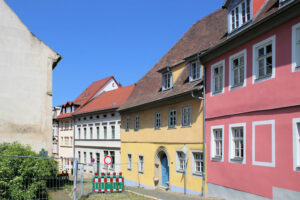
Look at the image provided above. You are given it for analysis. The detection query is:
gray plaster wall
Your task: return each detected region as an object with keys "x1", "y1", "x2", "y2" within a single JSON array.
[{"x1": 0, "y1": 0, "x2": 61, "y2": 154}]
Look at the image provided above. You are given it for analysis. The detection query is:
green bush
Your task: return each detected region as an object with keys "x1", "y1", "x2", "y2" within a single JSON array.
[{"x1": 0, "y1": 142, "x2": 57, "y2": 200}]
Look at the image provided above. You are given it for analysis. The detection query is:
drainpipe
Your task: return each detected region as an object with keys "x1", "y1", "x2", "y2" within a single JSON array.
[{"x1": 190, "y1": 52, "x2": 206, "y2": 197}]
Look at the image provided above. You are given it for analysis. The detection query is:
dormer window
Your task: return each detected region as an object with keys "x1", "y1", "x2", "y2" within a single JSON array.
[
  {"x1": 229, "y1": 0, "x2": 251, "y2": 32},
  {"x1": 162, "y1": 71, "x2": 173, "y2": 91},
  {"x1": 189, "y1": 61, "x2": 201, "y2": 81}
]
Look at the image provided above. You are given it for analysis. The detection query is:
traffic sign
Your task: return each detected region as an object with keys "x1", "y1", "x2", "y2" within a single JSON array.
[
  {"x1": 91, "y1": 158, "x2": 95, "y2": 163},
  {"x1": 104, "y1": 156, "x2": 112, "y2": 165}
]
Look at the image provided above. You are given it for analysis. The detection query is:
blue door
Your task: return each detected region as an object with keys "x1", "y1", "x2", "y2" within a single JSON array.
[{"x1": 161, "y1": 155, "x2": 169, "y2": 187}]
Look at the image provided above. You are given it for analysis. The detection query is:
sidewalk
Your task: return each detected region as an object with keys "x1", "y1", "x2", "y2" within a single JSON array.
[{"x1": 126, "y1": 186, "x2": 223, "y2": 200}]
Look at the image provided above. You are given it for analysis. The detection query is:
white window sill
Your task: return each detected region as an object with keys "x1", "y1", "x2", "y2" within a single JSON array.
[
  {"x1": 211, "y1": 156, "x2": 222, "y2": 161},
  {"x1": 189, "y1": 78, "x2": 201, "y2": 83},
  {"x1": 254, "y1": 74, "x2": 273, "y2": 84},
  {"x1": 230, "y1": 157, "x2": 244, "y2": 163},
  {"x1": 176, "y1": 169, "x2": 185, "y2": 174},
  {"x1": 138, "y1": 171, "x2": 144, "y2": 174},
  {"x1": 181, "y1": 125, "x2": 192, "y2": 128},
  {"x1": 192, "y1": 172, "x2": 203, "y2": 177},
  {"x1": 168, "y1": 126, "x2": 176, "y2": 130},
  {"x1": 127, "y1": 168, "x2": 132, "y2": 171}
]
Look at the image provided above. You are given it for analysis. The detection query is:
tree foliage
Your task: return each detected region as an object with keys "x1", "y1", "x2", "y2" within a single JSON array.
[{"x1": 0, "y1": 142, "x2": 57, "y2": 200}]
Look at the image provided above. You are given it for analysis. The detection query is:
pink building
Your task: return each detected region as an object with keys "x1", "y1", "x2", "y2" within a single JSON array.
[{"x1": 186, "y1": 0, "x2": 300, "y2": 199}]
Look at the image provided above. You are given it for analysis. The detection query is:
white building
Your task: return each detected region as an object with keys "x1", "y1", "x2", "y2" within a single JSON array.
[
  {"x1": 0, "y1": 0, "x2": 61, "y2": 154},
  {"x1": 56, "y1": 76, "x2": 120, "y2": 172},
  {"x1": 73, "y1": 85, "x2": 134, "y2": 176}
]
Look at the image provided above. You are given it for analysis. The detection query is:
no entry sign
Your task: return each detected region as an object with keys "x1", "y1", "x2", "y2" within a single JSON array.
[{"x1": 104, "y1": 156, "x2": 112, "y2": 165}]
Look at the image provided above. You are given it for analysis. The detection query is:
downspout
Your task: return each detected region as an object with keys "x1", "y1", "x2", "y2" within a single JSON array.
[{"x1": 190, "y1": 52, "x2": 206, "y2": 197}]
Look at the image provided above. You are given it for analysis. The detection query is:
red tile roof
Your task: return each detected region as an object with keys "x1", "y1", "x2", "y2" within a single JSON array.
[
  {"x1": 73, "y1": 76, "x2": 118, "y2": 106},
  {"x1": 73, "y1": 85, "x2": 135, "y2": 115},
  {"x1": 57, "y1": 76, "x2": 118, "y2": 119},
  {"x1": 56, "y1": 112, "x2": 72, "y2": 119}
]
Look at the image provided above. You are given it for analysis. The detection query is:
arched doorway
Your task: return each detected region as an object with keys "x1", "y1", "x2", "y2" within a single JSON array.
[{"x1": 154, "y1": 147, "x2": 169, "y2": 189}]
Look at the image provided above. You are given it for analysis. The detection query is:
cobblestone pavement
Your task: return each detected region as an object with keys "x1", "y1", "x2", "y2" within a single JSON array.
[{"x1": 126, "y1": 186, "x2": 223, "y2": 200}]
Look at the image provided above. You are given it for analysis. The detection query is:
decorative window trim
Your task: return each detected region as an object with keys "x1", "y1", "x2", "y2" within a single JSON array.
[
  {"x1": 229, "y1": 123, "x2": 246, "y2": 164},
  {"x1": 228, "y1": 0, "x2": 252, "y2": 33},
  {"x1": 138, "y1": 154, "x2": 144, "y2": 174},
  {"x1": 190, "y1": 150, "x2": 204, "y2": 177},
  {"x1": 189, "y1": 61, "x2": 202, "y2": 82},
  {"x1": 292, "y1": 118, "x2": 300, "y2": 171},
  {"x1": 134, "y1": 115, "x2": 139, "y2": 131},
  {"x1": 229, "y1": 49, "x2": 247, "y2": 90},
  {"x1": 175, "y1": 150, "x2": 185, "y2": 173},
  {"x1": 168, "y1": 108, "x2": 177, "y2": 129},
  {"x1": 162, "y1": 71, "x2": 173, "y2": 91},
  {"x1": 252, "y1": 35, "x2": 276, "y2": 84},
  {"x1": 210, "y1": 60, "x2": 225, "y2": 96},
  {"x1": 154, "y1": 111, "x2": 161, "y2": 130},
  {"x1": 125, "y1": 116, "x2": 130, "y2": 132},
  {"x1": 181, "y1": 104, "x2": 192, "y2": 127},
  {"x1": 252, "y1": 120, "x2": 275, "y2": 167},
  {"x1": 210, "y1": 125, "x2": 224, "y2": 162},
  {"x1": 292, "y1": 22, "x2": 300, "y2": 72},
  {"x1": 127, "y1": 153, "x2": 132, "y2": 170}
]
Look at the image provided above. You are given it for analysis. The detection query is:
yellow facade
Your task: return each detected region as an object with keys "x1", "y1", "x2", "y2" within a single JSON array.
[{"x1": 121, "y1": 99, "x2": 206, "y2": 194}]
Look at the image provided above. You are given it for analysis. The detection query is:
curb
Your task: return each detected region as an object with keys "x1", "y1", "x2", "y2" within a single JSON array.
[{"x1": 127, "y1": 189, "x2": 162, "y2": 200}]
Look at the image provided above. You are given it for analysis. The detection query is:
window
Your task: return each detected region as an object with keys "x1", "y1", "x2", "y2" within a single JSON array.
[
  {"x1": 138, "y1": 155, "x2": 144, "y2": 173},
  {"x1": 134, "y1": 115, "x2": 139, "y2": 131},
  {"x1": 229, "y1": 123, "x2": 246, "y2": 163},
  {"x1": 229, "y1": 0, "x2": 251, "y2": 32},
  {"x1": 84, "y1": 152, "x2": 87, "y2": 164},
  {"x1": 78, "y1": 151, "x2": 81, "y2": 163},
  {"x1": 65, "y1": 137, "x2": 69, "y2": 145},
  {"x1": 110, "y1": 151, "x2": 115, "y2": 169},
  {"x1": 154, "y1": 111, "x2": 161, "y2": 129},
  {"x1": 211, "y1": 126, "x2": 224, "y2": 161},
  {"x1": 127, "y1": 154, "x2": 132, "y2": 170},
  {"x1": 78, "y1": 128, "x2": 81, "y2": 139},
  {"x1": 229, "y1": 50, "x2": 246, "y2": 89},
  {"x1": 111, "y1": 126, "x2": 115, "y2": 139},
  {"x1": 104, "y1": 151, "x2": 108, "y2": 168},
  {"x1": 253, "y1": 36, "x2": 275, "y2": 83},
  {"x1": 191, "y1": 151, "x2": 204, "y2": 176},
  {"x1": 90, "y1": 152, "x2": 93, "y2": 163},
  {"x1": 70, "y1": 137, "x2": 73, "y2": 146},
  {"x1": 96, "y1": 127, "x2": 100, "y2": 139},
  {"x1": 176, "y1": 151, "x2": 185, "y2": 172},
  {"x1": 84, "y1": 128, "x2": 87, "y2": 139},
  {"x1": 168, "y1": 109, "x2": 177, "y2": 128},
  {"x1": 293, "y1": 119, "x2": 300, "y2": 171},
  {"x1": 125, "y1": 116, "x2": 130, "y2": 132},
  {"x1": 181, "y1": 105, "x2": 192, "y2": 127},
  {"x1": 279, "y1": 0, "x2": 293, "y2": 7},
  {"x1": 162, "y1": 72, "x2": 172, "y2": 91},
  {"x1": 211, "y1": 61, "x2": 224, "y2": 95},
  {"x1": 189, "y1": 61, "x2": 201, "y2": 81},
  {"x1": 90, "y1": 127, "x2": 93, "y2": 139},
  {"x1": 61, "y1": 137, "x2": 63, "y2": 145},
  {"x1": 292, "y1": 23, "x2": 300, "y2": 72},
  {"x1": 103, "y1": 126, "x2": 107, "y2": 139}
]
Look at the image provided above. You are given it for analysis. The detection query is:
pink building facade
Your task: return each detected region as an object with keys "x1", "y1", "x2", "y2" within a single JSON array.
[{"x1": 200, "y1": 0, "x2": 300, "y2": 199}]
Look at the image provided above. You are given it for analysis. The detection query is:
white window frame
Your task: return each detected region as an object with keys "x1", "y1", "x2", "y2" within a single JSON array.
[
  {"x1": 229, "y1": 49, "x2": 247, "y2": 90},
  {"x1": 154, "y1": 111, "x2": 161, "y2": 130},
  {"x1": 252, "y1": 120, "x2": 275, "y2": 167},
  {"x1": 210, "y1": 125, "x2": 224, "y2": 161},
  {"x1": 127, "y1": 153, "x2": 132, "y2": 170},
  {"x1": 229, "y1": 123, "x2": 246, "y2": 164},
  {"x1": 292, "y1": 118, "x2": 300, "y2": 171},
  {"x1": 181, "y1": 104, "x2": 192, "y2": 127},
  {"x1": 168, "y1": 108, "x2": 177, "y2": 128},
  {"x1": 210, "y1": 60, "x2": 225, "y2": 96},
  {"x1": 189, "y1": 61, "x2": 202, "y2": 81},
  {"x1": 78, "y1": 127, "x2": 81, "y2": 139},
  {"x1": 111, "y1": 125, "x2": 115, "y2": 139},
  {"x1": 96, "y1": 126, "x2": 100, "y2": 139},
  {"x1": 134, "y1": 115, "x2": 139, "y2": 131},
  {"x1": 175, "y1": 150, "x2": 185, "y2": 173},
  {"x1": 292, "y1": 23, "x2": 300, "y2": 72},
  {"x1": 228, "y1": 0, "x2": 252, "y2": 33},
  {"x1": 190, "y1": 150, "x2": 204, "y2": 177},
  {"x1": 125, "y1": 116, "x2": 130, "y2": 132},
  {"x1": 138, "y1": 154, "x2": 144, "y2": 174},
  {"x1": 90, "y1": 127, "x2": 93, "y2": 139},
  {"x1": 103, "y1": 125, "x2": 107, "y2": 139},
  {"x1": 162, "y1": 71, "x2": 173, "y2": 91},
  {"x1": 252, "y1": 35, "x2": 276, "y2": 83}
]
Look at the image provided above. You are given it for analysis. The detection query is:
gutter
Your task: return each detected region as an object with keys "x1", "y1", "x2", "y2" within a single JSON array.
[{"x1": 190, "y1": 52, "x2": 206, "y2": 197}]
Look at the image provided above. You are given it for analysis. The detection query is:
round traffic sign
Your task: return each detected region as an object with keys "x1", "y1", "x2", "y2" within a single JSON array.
[
  {"x1": 104, "y1": 156, "x2": 112, "y2": 165},
  {"x1": 91, "y1": 158, "x2": 95, "y2": 163}
]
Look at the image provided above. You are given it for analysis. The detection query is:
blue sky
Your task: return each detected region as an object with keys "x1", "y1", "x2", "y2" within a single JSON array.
[{"x1": 6, "y1": 0, "x2": 222, "y2": 106}]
